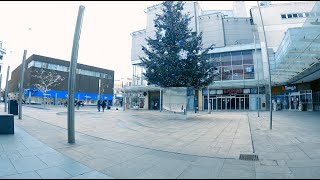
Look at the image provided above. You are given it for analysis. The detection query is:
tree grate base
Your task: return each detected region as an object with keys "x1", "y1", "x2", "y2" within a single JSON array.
[{"x1": 239, "y1": 154, "x2": 259, "y2": 161}]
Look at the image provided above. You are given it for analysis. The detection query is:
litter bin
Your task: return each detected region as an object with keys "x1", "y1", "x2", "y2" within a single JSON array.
[{"x1": 8, "y1": 100, "x2": 18, "y2": 115}]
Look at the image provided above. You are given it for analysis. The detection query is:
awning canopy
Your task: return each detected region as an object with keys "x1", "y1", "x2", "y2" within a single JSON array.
[
  {"x1": 121, "y1": 85, "x2": 160, "y2": 93},
  {"x1": 271, "y1": 1, "x2": 320, "y2": 85}
]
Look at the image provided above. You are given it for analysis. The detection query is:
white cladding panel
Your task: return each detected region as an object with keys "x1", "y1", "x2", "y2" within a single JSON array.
[
  {"x1": 131, "y1": 31, "x2": 146, "y2": 63},
  {"x1": 146, "y1": 1, "x2": 198, "y2": 39},
  {"x1": 199, "y1": 13, "x2": 225, "y2": 49}
]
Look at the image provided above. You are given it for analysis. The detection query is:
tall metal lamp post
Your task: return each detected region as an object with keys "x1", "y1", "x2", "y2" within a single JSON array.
[
  {"x1": 257, "y1": 1, "x2": 272, "y2": 129},
  {"x1": 253, "y1": 28, "x2": 260, "y2": 117},
  {"x1": 67, "y1": 5, "x2": 85, "y2": 143},
  {"x1": 4, "y1": 66, "x2": 10, "y2": 112},
  {"x1": 18, "y1": 50, "x2": 27, "y2": 119}
]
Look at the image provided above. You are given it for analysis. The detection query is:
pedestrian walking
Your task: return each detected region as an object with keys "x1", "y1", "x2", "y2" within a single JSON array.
[
  {"x1": 97, "y1": 100, "x2": 101, "y2": 112},
  {"x1": 76, "y1": 100, "x2": 81, "y2": 110},
  {"x1": 101, "y1": 100, "x2": 106, "y2": 112}
]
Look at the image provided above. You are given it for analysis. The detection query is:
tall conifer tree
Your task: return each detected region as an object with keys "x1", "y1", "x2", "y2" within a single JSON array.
[{"x1": 141, "y1": 1, "x2": 219, "y2": 89}]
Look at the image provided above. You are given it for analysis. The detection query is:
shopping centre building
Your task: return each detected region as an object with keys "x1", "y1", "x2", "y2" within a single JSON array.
[
  {"x1": 7, "y1": 54, "x2": 114, "y2": 105},
  {"x1": 128, "y1": 1, "x2": 320, "y2": 112}
]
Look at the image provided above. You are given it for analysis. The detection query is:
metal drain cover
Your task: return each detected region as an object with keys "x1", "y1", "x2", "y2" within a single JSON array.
[{"x1": 239, "y1": 154, "x2": 259, "y2": 161}]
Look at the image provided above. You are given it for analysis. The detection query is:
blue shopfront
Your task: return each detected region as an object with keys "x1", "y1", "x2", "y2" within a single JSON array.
[{"x1": 24, "y1": 88, "x2": 113, "y2": 105}]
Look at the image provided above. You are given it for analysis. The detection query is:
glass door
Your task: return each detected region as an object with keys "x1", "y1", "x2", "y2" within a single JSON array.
[
  {"x1": 217, "y1": 97, "x2": 222, "y2": 110},
  {"x1": 231, "y1": 97, "x2": 236, "y2": 110},
  {"x1": 240, "y1": 98, "x2": 245, "y2": 110},
  {"x1": 245, "y1": 96, "x2": 249, "y2": 110},
  {"x1": 226, "y1": 97, "x2": 231, "y2": 110},
  {"x1": 236, "y1": 98, "x2": 240, "y2": 110},
  {"x1": 212, "y1": 98, "x2": 217, "y2": 110},
  {"x1": 222, "y1": 97, "x2": 226, "y2": 110}
]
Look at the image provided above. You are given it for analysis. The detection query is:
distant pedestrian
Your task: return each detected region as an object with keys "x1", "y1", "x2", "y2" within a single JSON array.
[
  {"x1": 76, "y1": 100, "x2": 81, "y2": 110},
  {"x1": 101, "y1": 100, "x2": 106, "y2": 112},
  {"x1": 97, "y1": 100, "x2": 101, "y2": 112}
]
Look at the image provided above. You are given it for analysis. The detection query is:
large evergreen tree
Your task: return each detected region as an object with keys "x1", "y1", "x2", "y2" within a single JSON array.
[{"x1": 140, "y1": 1, "x2": 218, "y2": 89}]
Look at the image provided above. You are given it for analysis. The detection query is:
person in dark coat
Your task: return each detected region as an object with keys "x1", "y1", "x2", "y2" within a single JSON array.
[
  {"x1": 97, "y1": 100, "x2": 101, "y2": 112},
  {"x1": 101, "y1": 100, "x2": 107, "y2": 112}
]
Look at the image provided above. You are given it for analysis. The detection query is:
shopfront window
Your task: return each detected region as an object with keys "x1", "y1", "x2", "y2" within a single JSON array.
[
  {"x1": 209, "y1": 50, "x2": 255, "y2": 81},
  {"x1": 222, "y1": 66, "x2": 232, "y2": 80},
  {"x1": 221, "y1": 52, "x2": 231, "y2": 66},
  {"x1": 133, "y1": 64, "x2": 147, "y2": 86},
  {"x1": 244, "y1": 65, "x2": 254, "y2": 79},
  {"x1": 232, "y1": 65, "x2": 244, "y2": 80}
]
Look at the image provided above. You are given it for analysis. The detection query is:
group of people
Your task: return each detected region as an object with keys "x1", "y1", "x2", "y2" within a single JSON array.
[{"x1": 97, "y1": 100, "x2": 108, "y2": 112}]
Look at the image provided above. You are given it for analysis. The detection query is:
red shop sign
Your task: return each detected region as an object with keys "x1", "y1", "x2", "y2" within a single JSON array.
[{"x1": 223, "y1": 89, "x2": 243, "y2": 94}]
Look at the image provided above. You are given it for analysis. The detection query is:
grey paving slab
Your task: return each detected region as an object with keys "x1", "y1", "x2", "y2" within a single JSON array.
[
  {"x1": 146, "y1": 149, "x2": 198, "y2": 162},
  {"x1": 18, "y1": 146, "x2": 57, "y2": 157},
  {"x1": 255, "y1": 159, "x2": 278, "y2": 166},
  {"x1": 70, "y1": 171, "x2": 113, "y2": 179},
  {"x1": 255, "y1": 165, "x2": 292, "y2": 174},
  {"x1": 101, "y1": 156, "x2": 156, "y2": 179},
  {"x1": 100, "y1": 151, "x2": 142, "y2": 164},
  {"x1": 58, "y1": 162, "x2": 92, "y2": 177},
  {"x1": 1, "y1": 142, "x2": 27, "y2": 151},
  {"x1": 0, "y1": 171, "x2": 42, "y2": 179},
  {"x1": 289, "y1": 167, "x2": 320, "y2": 179},
  {"x1": 218, "y1": 168, "x2": 255, "y2": 179},
  {"x1": 135, "y1": 158, "x2": 191, "y2": 179},
  {"x1": 0, "y1": 150, "x2": 22, "y2": 160},
  {"x1": 1, "y1": 105, "x2": 320, "y2": 179},
  {"x1": 0, "y1": 159, "x2": 17, "y2": 177},
  {"x1": 36, "y1": 152, "x2": 77, "y2": 166},
  {"x1": 81, "y1": 157, "x2": 120, "y2": 171},
  {"x1": 177, "y1": 164, "x2": 217, "y2": 179},
  {"x1": 9, "y1": 156, "x2": 48, "y2": 173},
  {"x1": 286, "y1": 151, "x2": 311, "y2": 160},
  {"x1": 21, "y1": 140, "x2": 48, "y2": 149},
  {"x1": 255, "y1": 172, "x2": 295, "y2": 179},
  {"x1": 56, "y1": 148, "x2": 94, "y2": 162},
  {"x1": 222, "y1": 163, "x2": 255, "y2": 171},
  {"x1": 285, "y1": 159, "x2": 320, "y2": 167},
  {"x1": 36, "y1": 166, "x2": 72, "y2": 179}
]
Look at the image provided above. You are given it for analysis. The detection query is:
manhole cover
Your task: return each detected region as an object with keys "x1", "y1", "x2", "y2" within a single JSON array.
[{"x1": 239, "y1": 154, "x2": 259, "y2": 161}]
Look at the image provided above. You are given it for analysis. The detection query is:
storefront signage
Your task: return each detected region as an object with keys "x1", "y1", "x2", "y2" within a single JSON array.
[
  {"x1": 223, "y1": 89, "x2": 243, "y2": 94},
  {"x1": 251, "y1": 88, "x2": 257, "y2": 94},
  {"x1": 284, "y1": 85, "x2": 296, "y2": 91},
  {"x1": 251, "y1": 88, "x2": 265, "y2": 94},
  {"x1": 282, "y1": 85, "x2": 297, "y2": 92},
  {"x1": 202, "y1": 89, "x2": 219, "y2": 95},
  {"x1": 243, "y1": 89, "x2": 250, "y2": 94}
]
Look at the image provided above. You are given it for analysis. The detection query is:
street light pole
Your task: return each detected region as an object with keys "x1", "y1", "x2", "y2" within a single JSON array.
[
  {"x1": 67, "y1": 5, "x2": 85, "y2": 143},
  {"x1": 4, "y1": 66, "x2": 10, "y2": 112},
  {"x1": 18, "y1": 50, "x2": 27, "y2": 119},
  {"x1": 257, "y1": 1, "x2": 272, "y2": 129},
  {"x1": 253, "y1": 30, "x2": 260, "y2": 117},
  {"x1": 123, "y1": 86, "x2": 126, "y2": 111},
  {"x1": 98, "y1": 79, "x2": 101, "y2": 101},
  {"x1": 207, "y1": 86, "x2": 211, "y2": 114},
  {"x1": 160, "y1": 87, "x2": 162, "y2": 112},
  {"x1": 0, "y1": 74, "x2": 2, "y2": 92}
]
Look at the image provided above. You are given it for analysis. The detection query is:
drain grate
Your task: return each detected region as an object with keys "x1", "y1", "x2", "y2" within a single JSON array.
[{"x1": 239, "y1": 154, "x2": 259, "y2": 161}]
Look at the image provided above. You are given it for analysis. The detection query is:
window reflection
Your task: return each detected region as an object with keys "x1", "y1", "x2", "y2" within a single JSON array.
[{"x1": 208, "y1": 50, "x2": 255, "y2": 81}]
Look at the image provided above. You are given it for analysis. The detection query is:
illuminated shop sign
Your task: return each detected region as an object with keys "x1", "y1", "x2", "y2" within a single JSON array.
[{"x1": 223, "y1": 89, "x2": 243, "y2": 94}]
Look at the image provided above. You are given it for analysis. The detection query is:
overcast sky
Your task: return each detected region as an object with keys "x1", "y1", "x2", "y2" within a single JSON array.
[{"x1": 0, "y1": 1, "x2": 290, "y2": 89}]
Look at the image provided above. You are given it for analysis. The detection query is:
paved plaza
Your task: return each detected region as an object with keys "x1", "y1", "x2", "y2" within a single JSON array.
[{"x1": 1, "y1": 103, "x2": 320, "y2": 179}]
